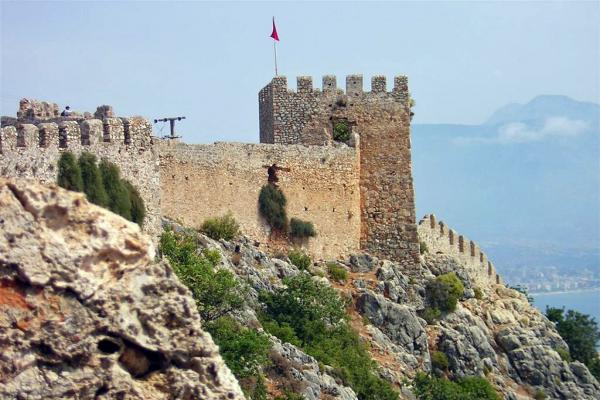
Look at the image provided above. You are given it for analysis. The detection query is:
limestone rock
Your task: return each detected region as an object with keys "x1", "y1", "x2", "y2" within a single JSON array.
[{"x1": 0, "y1": 179, "x2": 244, "y2": 399}]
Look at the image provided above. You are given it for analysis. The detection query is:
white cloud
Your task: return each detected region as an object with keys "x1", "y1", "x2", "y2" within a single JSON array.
[{"x1": 453, "y1": 116, "x2": 589, "y2": 145}]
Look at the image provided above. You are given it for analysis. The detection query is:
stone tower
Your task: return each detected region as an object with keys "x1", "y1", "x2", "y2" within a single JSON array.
[{"x1": 259, "y1": 75, "x2": 419, "y2": 264}]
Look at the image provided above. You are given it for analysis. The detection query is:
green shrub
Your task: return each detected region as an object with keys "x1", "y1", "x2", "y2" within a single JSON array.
[
  {"x1": 431, "y1": 351, "x2": 449, "y2": 372},
  {"x1": 419, "y1": 241, "x2": 428, "y2": 255},
  {"x1": 290, "y1": 218, "x2": 316, "y2": 238},
  {"x1": 260, "y1": 319, "x2": 301, "y2": 347},
  {"x1": 123, "y1": 180, "x2": 145, "y2": 226},
  {"x1": 99, "y1": 159, "x2": 131, "y2": 220},
  {"x1": 333, "y1": 120, "x2": 350, "y2": 142},
  {"x1": 421, "y1": 307, "x2": 441, "y2": 324},
  {"x1": 546, "y1": 307, "x2": 600, "y2": 380},
  {"x1": 327, "y1": 262, "x2": 348, "y2": 282},
  {"x1": 288, "y1": 249, "x2": 311, "y2": 270},
  {"x1": 533, "y1": 389, "x2": 547, "y2": 400},
  {"x1": 259, "y1": 274, "x2": 397, "y2": 400},
  {"x1": 412, "y1": 372, "x2": 500, "y2": 400},
  {"x1": 201, "y1": 212, "x2": 240, "y2": 241},
  {"x1": 57, "y1": 151, "x2": 83, "y2": 192},
  {"x1": 160, "y1": 229, "x2": 245, "y2": 322},
  {"x1": 474, "y1": 287, "x2": 484, "y2": 300},
  {"x1": 205, "y1": 316, "x2": 270, "y2": 379},
  {"x1": 258, "y1": 184, "x2": 287, "y2": 231},
  {"x1": 78, "y1": 152, "x2": 108, "y2": 207},
  {"x1": 555, "y1": 347, "x2": 571, "y2": 362},
  {"x1": 202, "y1": 248, "x2": 222, "y2": 266},
  {"x1": 426, "y1": 272, "x2": 464, "y2": 313}
]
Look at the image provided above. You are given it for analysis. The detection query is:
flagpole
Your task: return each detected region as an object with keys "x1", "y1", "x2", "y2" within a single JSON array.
[{"x1": 273, "y1": 41, "x2": 278, "y2": 76}]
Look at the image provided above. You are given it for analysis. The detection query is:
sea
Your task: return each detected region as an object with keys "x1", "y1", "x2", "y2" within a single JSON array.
[{"x1": 532, "y1": 289, "x2": 600, "y2": 347}]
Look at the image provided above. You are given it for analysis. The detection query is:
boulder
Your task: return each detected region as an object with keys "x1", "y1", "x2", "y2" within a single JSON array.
[{"x1": 0, "y1": 179, "x2": 244, "y2": 399}]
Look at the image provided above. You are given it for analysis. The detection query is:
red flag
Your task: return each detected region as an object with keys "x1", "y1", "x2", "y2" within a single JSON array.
[{"x1": 270, "y1": 17, "x2": 279, "y2": 41}]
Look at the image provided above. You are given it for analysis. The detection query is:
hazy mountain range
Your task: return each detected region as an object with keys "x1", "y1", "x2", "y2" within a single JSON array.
[{"x1": 412, "y1": 95, "x2": 599, "y2": 283}]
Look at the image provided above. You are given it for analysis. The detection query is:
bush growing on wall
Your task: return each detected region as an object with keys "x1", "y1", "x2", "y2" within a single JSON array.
[
  {"x1": 426, "y1": 272, "x2": 464, "y2": 313},
  {"x1": 57, "y1": 151, "x2": 83, "y2": 192},
  {"x1": 290, "y1": 218, "x2": 316, "y2": 238},
  {"x1": 258, "y1": 184, "x2": 288, "y2": 231},
  {"x1": 78, "y1": 152, "x2": 109, "y2": 207},
  {"x1": 201, "y1": 212, "x2": 240, "y2": 241},
  {"x1": 333, "y1": 120, "x2": 350, "y2": 142},
  {"x1": 99, "y1": 159, "x2": 131, "y2": 220}
]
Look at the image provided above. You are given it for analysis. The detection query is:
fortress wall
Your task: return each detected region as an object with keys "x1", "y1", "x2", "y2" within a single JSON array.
[
  {"x1": 417, "y1": 214, "x2": 501, "y2": 286},
  {"x1": 0, "y1": 118, "x2": 161, "y2": 239},
  {"x1": 259, "y1": 75, "x2": 419, "y2": 266},
  {"x1": 158, "y1": 141, "x2": 361, "y2": 261}
]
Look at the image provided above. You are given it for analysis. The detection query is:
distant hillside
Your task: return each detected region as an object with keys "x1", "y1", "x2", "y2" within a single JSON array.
[{"x1": 412, "y1": 95, "x2": 600, "y2": 278}]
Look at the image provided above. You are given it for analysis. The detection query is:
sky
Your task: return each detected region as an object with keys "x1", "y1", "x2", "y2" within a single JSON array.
[{"x1": 1, "y1": 1, "x2": 599, "y2": 144}]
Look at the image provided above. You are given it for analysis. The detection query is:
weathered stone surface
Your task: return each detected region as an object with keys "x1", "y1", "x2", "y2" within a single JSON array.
[
  {"x1": 0, "y1": 179, "x2": 244, "y2": 399},
  {"x1": 356, "y1": 291, "x2": 429, "y2": 368}
]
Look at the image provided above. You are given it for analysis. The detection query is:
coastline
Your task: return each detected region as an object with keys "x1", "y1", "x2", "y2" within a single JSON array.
[{"x1": 530, "y1": 287, "x2": 600, "y2": 296}]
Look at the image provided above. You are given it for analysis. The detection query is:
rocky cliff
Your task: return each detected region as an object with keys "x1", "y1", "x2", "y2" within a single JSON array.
[
  {"x1": 1, "y1": 177, "x2": 598, "y2": 400},
  {"x1": 179, "y1": 225, "x2": 599, "y2": 399},
  {"x1": 0, "y1": 179, "x2": 244, "y2": 399}
]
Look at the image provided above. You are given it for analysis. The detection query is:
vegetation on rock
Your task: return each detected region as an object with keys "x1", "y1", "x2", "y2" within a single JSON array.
[
  {"x1": 159, "y1": 228, "x2": 270, "y2": 395},
  {"x1": 419, "y1": 241, "x2": 429, "y2": 255},
  {"x1": 57, "y1": 151, "x2": 83, "y2": 192},
  {"x1": 160, "y1": 229, "x2": 245, "y2": 322},
  {"x1": 327, "y1": 262, "x2": 348, "y2": 282},
  {"x1": 205, "y1": 316, "x2": 270, "y2": 379},
  {"x1": 546, "y1": 307, "x2": 600, "y2": 381},
  {"x1": 426, "y1": 272, "x2": 464, "y2": 313},
  {"x1": 412, "y1": 372, "x2": 500, "y2": 400},
  {"x1": 260, "y1": 273, "x2": 398, "y2": 400},
  {"x1": 287, "y1": 249, "x2": 311, "y2": 271},
  {"x1": 201, "y1": 212, "x2": 240, "y2": 241},
  {"x1": 431, "y1": 350, "x2": 449, "y2": 373}
]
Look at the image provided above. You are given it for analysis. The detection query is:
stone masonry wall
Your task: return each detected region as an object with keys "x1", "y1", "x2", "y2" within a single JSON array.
[
  {"x1": 259, "y1": 75, "x2": 419, "y2": 266},
  {"x1": 0, "y1": 109, "x2": 161, "y2": 240},
  {"x1": 417, "y1": 214, "x2": 500, "y2": 286},
  {"x1": 158, "y1": 141, "x2": 361, "y2": 261}
]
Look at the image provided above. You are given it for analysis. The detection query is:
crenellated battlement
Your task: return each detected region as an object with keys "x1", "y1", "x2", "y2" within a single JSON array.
[
  {"x1": 260, "y1": 74, "x2": 409, "y2": 99},
  {"x1": 1, "y1": 100, "x2": 153, "y2": 154},
  {"x1": 418, "y1": 214, "x2": 502, "y2": 286}
]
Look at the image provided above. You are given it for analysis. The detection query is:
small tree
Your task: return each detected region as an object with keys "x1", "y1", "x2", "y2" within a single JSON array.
[
  {"x1": 258, "y1": 184, "x2": 287, "y2": 231},
  {"x1": 99, "y1": 159, "x2": 131, "y2": 220},
  {"x1": 546, "y1": 307, "x2": 600, "y2": 368},
  {"x1": 57, "y1": 151, "x2": 83, "y2": 192},
  {"x1": 124, "y1": 180, "x2": 145, "y2": 226},
  {"x1": 78, "y1": 152, "x2": 108, "y2": 207}
]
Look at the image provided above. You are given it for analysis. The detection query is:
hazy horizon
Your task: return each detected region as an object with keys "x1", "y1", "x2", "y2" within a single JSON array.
[{"x1": 2, "y1": 1, "x2": 599, "y2": 143}]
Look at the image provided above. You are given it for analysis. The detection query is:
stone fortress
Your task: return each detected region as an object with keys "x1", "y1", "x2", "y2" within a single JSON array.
[{"x1": 0, "y1": 75, "x2": 497, "y2": 283}]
